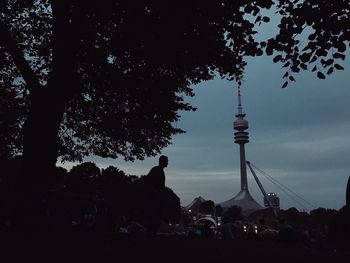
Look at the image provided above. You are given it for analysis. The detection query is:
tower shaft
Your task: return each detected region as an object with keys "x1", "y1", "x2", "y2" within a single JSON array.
[
  {"x1": 234, "y1": 114, "x2": 249, "y2": 191},
  {"x1": 239, "y1": 144, "x2": 248, "y2": 190}
]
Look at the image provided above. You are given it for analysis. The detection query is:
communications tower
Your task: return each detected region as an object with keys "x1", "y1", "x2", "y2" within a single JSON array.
[{"x1": 219, "y1": 87, "x2": 262, "y2": 216}]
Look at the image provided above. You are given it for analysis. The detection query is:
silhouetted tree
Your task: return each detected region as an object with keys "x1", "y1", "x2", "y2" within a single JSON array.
[
  {"x1": 328, "y1": 206, "x2": 350, "y2": 252},
  {"x1": 265, "y1": 1, "x2": 350, "y2": 88},
  {"x1": 69, "y1": 162, "x2": 100, "y2": 178},
  {"x1": 97, "y1": 165, "x2": 132, "y2": 231},
  {"x1": 1, "y1": 1, "x2": 271, "y2": 185},
  {"x1": 0, "y1": 87, "x2": 25, "y2": 161},
  {"x1": 1, "y1": 1, "x2": 349, "y2": 166},
  {"x1": 309, "y1": 207, "x2": 338, "y2": 227},
  {"x1": 279, "y1": 207, "x2": 309, "y2": 229},
  {"x1": 66, "y1": 162, "x2": 101, "y2": 194},
  {"x1": 98, "y1": 166, "x2": 130, "y2": 200},
  {"x1": 199, "y1": 200, "x2": 215, "y2": 215},
  {"x1": 0, "y1": 157, "x2": 22, "y2": 229},
  {"x1": 48, "y1": 166, "x2": 67, "y2": 191}
]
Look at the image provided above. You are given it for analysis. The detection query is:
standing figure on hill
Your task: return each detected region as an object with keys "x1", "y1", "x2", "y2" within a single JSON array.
[{"x1": 145, "y1": 155, "x2": 168, "y2": 236}]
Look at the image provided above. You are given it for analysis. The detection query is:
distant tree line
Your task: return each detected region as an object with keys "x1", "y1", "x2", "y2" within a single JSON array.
[{"x1": 0, "y1": 158, "x2": 181, "y2": 233}]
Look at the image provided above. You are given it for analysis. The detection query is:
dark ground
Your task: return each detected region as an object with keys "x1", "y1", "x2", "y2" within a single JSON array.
[{"x1": 0, "y1": 234, "x2": 348, "y2": 263}]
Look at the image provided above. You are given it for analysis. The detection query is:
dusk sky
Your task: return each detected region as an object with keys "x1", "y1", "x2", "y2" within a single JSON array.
[
  {"x1": 60, "y1": 13, "x2": 350, "y2": 212},
  {"x1": 60, "y1": 53, "x2": 350, "y2": 212}
]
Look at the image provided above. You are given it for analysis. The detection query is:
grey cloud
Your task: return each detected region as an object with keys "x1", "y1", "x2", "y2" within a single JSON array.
[{"x1": 59, "y1": 42, "x2": 350, "y2": 212}]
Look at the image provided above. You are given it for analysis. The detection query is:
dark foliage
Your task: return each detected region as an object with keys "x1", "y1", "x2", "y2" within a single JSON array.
[
  {"x1": 0, "y1": 0, "x2": 274, "y2": 163},
  {"x1": 309, "y1": 207, "x2": 338, "y2": 227},
  {"x1": 199, "y1": 200, "x2": 216, "y2": 215},
  {"x1": 327, "y1": 206, "x2": 350, "y2": 251},
  {"x1": 51, "y1": 162, "x2": 181, "y2": 232},
  {"x1": 0, "y1": 1, "x2": 348, "y2": 164},
  {"x1": 279, "y1": 207, "x2": 309, "y2": 229},
  {"x1": 265, "y1": 0, "x2": 350, "y2": 87},
  {"x1": 66, "y1": 162, "x2": 101, "y2": 193}
]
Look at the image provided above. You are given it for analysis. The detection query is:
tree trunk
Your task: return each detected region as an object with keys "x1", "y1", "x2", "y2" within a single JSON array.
[
  {"x1": 10, "y1": 0, "x2": 80, "y2": 232},
  {"x1": 22, "y1": 90, "x2": 66, "y2": 186},
  {"x1": 13, "y1": 88, "x2": 67, "y2": 232}
]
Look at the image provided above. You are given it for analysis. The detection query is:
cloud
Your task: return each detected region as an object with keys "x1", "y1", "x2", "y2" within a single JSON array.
[{"x1": 58, "y1": 41, "x2": 350, "y2": 212}]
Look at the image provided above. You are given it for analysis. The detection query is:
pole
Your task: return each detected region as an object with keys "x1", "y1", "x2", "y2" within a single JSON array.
[{"x1": 246, "y1": 161, "x2": 278, "y2": 218}]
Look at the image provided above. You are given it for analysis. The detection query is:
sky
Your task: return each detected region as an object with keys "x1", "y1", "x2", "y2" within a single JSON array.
[
  {"x1": 61, "y1": 54, "x2": 350, "y2": 212},
  {"x1": 60, "y1": 12, "x2": 350, "y2": 212}
]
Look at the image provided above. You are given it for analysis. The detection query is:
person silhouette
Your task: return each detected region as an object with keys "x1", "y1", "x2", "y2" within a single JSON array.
[{"x1": 145, "y1": 155, "x2": 168, "y2": 236}]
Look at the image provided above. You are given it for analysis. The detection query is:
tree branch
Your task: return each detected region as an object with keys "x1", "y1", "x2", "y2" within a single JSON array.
[{"x1": 0, "y1": 19, "x2": 41, "y2": 95}]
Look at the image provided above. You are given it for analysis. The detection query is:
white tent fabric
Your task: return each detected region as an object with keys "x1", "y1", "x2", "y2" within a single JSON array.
[{"x1": 219, "y1": 189, "x2": 262, "y2": 216}]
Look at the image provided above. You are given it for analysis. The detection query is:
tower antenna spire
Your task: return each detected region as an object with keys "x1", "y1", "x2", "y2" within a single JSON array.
[{"x1": 238, "y1": 86, "x2": 243, "y2": 115}]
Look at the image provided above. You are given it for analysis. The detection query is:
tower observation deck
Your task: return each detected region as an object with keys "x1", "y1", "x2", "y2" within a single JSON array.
[{"x1": 219, "y1": 87, "x2": 262, "y2": 216}]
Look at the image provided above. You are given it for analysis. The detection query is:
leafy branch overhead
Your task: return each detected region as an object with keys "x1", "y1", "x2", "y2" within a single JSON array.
[
  {"x1": 264, "y1": 0, "x2": 349, "y2": 88},
  {"x1": 0, "y1": 0, "x2": 274, "y2": 162},
  {"x1": 0, "y1": 0, "x2": 349, "y2": 163}
]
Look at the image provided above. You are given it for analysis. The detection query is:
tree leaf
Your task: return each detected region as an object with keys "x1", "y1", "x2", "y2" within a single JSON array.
[
  {"x1": 324, "y1": 59, "x2": 334, "y2": 67},
  {"x1": 282, "y1": 61, "x2": 290, "y2": 67},
  {"x1": 337, "y1": 42, "x2": 346, "y2": 52},
  {"x1": 308, "y1": 33, "x2": 316, "y2": 40},
  {"x1": 260, "y1": 41, "x2": 267, "y2": 48},
  {"x1": 334, "y1": 64, "x2": 344, "y2": 70},
  {"x1": 300, "y1": 52, "x2": 311, "y2": 63},
  {"x1": 317, "y1": 71, "x2": 325, "y2": 79},
  {"x1": 266, "y1": 46, "x2": 273, "y2": 56},
  {"x1": 262, "y1": 16, "x2": 270, "y2": 23},
  {"x1": 252, "y1": 7, "x2": 259, "y2": 16},
  {"x1": 300, "y1": 63, "x2": 307, "y2": 70},
  {"x1": 273, "y1": 55, "x2": 282, "y2": 63},
  {"x1": 316, "y1": 49, "x2": 327, "y2": 57},
  {"x1": 310, "y1": 56, "x2": 317, "y2": 63},
  {"x1": 291, "y1": 66, "x2": 300, "y2": 73},
  {"x1": 333, "y1": 53, "x2": 345, "y2": 60},
  {"x1": 327, "y1": 67, "x2": 334, "y2": 75}
]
